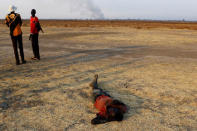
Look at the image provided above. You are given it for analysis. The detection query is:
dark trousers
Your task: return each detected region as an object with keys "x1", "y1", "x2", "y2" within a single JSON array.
[
  {"x1": 11, "y1": 35, "x2": 25, "y2": 64},
  {"x1": 90, "y1": 76, "x2": 111, "y2": 101},
  {"x1": 31, "y1": 34, "x2": 40, "y2": 59}
]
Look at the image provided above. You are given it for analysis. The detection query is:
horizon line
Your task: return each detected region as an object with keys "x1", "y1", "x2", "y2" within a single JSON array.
[{"x1": 0, "y1": 18, "x2": 197, "y2": 22}]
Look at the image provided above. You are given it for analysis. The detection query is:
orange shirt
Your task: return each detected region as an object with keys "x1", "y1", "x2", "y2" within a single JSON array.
[
  {"x1": 13, "y1": 24, "x2": 22, "y2": 36},
  {"x1": 30, "y1": 16, "x2": 39, "y2": 34},
  {"x1": 94, "y1": 95, "x2": 128, "y2": 118},
  {"x1": 94, "y1": 95, "x2": 113, "y2": 117},
  {"x1": 5, "y1": 13, "x2": 22, "y2": 37}
]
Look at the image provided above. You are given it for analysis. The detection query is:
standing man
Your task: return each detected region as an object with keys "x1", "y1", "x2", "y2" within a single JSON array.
[
  {"x1": 5, "y1": 5, "x2": 26, "y2": 65},
  {"x1": 30, "y1": 9, "x2": 42, "y2": 60}
]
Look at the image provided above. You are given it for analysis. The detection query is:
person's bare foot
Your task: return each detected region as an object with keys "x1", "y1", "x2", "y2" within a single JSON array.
[
  {"x1": 90, "y1": 74, "x2": 99, "y2": 87},
  {"x1": 94, "y1": 74, "x2": 98, "y2": 80},
  {"x1": 31, "y1": 57, "x2": 38, "y2": 60}
]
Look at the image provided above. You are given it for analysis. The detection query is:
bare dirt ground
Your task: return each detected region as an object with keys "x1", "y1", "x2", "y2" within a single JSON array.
[{"x1": 0, "y1": 21, "x2": 197, "y2": 131}]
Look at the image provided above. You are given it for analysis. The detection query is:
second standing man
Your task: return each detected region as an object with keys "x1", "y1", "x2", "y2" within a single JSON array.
[{"x1": 30, "y1": 9, "x2": 42, "y2": 60}]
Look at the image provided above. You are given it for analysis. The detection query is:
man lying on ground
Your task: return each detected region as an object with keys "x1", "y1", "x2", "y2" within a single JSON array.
[{"x1": 89, "y1": 74, "x2": 128, "y2": 125}]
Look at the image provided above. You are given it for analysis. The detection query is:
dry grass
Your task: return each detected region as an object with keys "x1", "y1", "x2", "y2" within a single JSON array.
[
  {"x1": 0, "y1": 21, "x2": 197, "y2": 130},
  {"x1": 1, "y1": 20, "x2": 197, "y2": 30}
]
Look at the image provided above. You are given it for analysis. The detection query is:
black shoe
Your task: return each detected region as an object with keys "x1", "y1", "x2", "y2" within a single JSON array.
[
  {"x1": 22, "y1": 60, "x2": 26, "y2": 64},
  {"x1": 16, "y1": 62, "x2": 20, "y2": 65}
]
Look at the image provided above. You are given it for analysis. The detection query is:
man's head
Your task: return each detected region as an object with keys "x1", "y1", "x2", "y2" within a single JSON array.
[
  {"x1": 8, "y1": 5, "x2": 17, "y2": 13},
  {"x1": 31, "y1": 9, "x2": 36, "y2": 17},
  {"x1": 107, "y1": 107, "x2": 123, "y2": 121}
]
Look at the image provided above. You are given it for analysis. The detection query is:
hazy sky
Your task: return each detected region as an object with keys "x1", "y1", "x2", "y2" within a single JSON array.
[{"x1": 0, "y1": 0, "x2": 197, "y2": 20}]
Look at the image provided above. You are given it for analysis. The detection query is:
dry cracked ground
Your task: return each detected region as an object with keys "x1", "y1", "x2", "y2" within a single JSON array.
[{"x1": 0, "y1": 25, "x2": 197, "y2": 131}]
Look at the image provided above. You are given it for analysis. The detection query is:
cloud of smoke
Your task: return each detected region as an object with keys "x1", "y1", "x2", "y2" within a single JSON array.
[
  {"x1": 6, "y1": 0, "x2": 104, "y2": 19},
  {"x1": 67, "y1": 0, "x2": 104, "y2": 19}
]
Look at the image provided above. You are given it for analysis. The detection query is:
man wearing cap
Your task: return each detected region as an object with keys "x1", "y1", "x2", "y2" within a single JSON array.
[
  {"x1": 29, "y1": 9, "x2": 42, "y2": 60},
  {"x1": 5, "y1": 5, "x2": 26, "y2": 65}
]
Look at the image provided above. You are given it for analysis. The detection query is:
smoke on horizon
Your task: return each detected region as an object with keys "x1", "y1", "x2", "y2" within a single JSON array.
[
  {"x1": 68, "y1": 0, "x2": 105, "y2": 19},
  {"x1": 2, "y1": 0, "x2": 104, "y2": 19}
]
